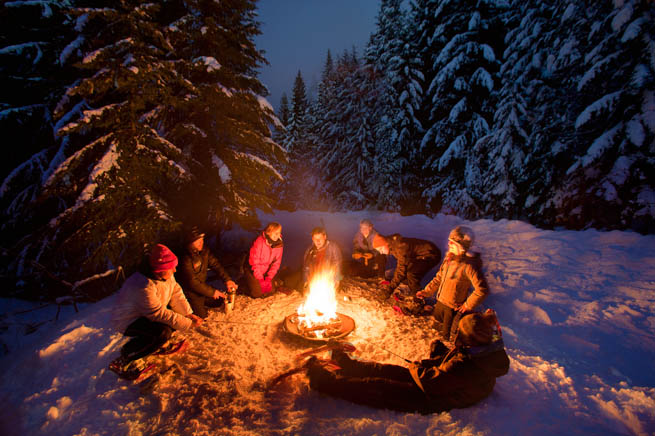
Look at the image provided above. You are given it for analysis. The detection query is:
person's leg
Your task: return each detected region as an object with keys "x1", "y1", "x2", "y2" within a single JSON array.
[
  {"x1": 185, "y1": 291, "x2": 208, "y2": 318},
  {"x1": 372, "y1": 253, "x2": 387, "y2": 279},
  {"x1": 333, "y1": 351, "x2": 414, "y2": 383},
  {"x1": 308, "y1": 361, "x2": 425, "y2": 412},
  {"x1": 432, "y1": 301, "x2": 456, "y2": 339},
  {"x1": 244, "y1": 267, "x2": 265, "y2": 298},
  {"x1": 121, "y1": 317, "x2": 173, "y2": 361}
]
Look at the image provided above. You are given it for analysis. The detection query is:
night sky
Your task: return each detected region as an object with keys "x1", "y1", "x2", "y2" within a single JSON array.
[{"x1": 254, "y1": 0, "x2": 379, "y2": 111}]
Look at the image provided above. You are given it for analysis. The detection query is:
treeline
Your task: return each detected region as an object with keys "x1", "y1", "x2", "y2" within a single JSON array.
[
  {"x1": 278, "y1": 0, "x2": 655, "y2": 233},
  {"x1": 0, "y1": 0, "x2": 284, "y2": 300}
]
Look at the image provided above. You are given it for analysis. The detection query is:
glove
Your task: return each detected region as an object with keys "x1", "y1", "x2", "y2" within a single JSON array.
[
  {"x1": 352, "y1": 252, "x2": 363, "y2": 260},
  {"x1": 362, "y1": 252, "x2": 374, "y2": 260},
  {"x1": 261, "y1": 278, "x2": 273, "y2": 294}
]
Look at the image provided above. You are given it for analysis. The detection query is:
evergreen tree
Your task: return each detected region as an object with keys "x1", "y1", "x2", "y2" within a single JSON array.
[
  {"x1": 278, "y1": 92, "x2": 290, "y2": 127},
  {"x1": 0, "y1": 0, "x2": 284, "y2": 299}
]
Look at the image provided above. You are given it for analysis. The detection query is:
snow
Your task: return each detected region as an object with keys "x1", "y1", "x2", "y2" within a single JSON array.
[
  {"x1": 611, "y1": 4, "x2": 633, "y2": 32},
  {"x1": 194, "y1": 56, "x2": 221, "y2": 72},
  {"x1": 2, "y1": 210, "x2": 654, "y2": 435}
]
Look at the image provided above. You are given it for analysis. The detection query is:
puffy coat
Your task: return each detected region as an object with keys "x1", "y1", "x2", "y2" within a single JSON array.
[
  {"x1": 248, "y1": 232, "x2": 283, "y2": 282},
  {"x1": 177, "y1": 246, "x2": 232, "y2": 298},
  {"x1": 417, "y1": 339, "x2": 510, "y2": 412},
  {"x1": 303, "y1": 240, "x2": 342, "y2": 284},
  {"x1": 111, "y1": 271, "x2": 193, "y2": 332},
  {"x1": 353, "y1": 229, "x2": 378, "y2": 253},
  {"x1": 422, "y1": 252, "x2": 489, "y2": 310},
  {"x1": 387, "y1": 234, "x2": 441, "y2": 289}
]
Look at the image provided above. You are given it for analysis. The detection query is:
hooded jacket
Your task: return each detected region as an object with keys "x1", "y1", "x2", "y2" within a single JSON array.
[
  {"x1": 417, "y1": 339, "x2": 510, "y2": 412},
  {"x1": 248, "y1": 232, "x2": 284, "y2": 282},
  {"x1": 387, "y1": 234, "x2": 441, "y2": 289},
  {"x1": 422, "y1": 251, "x2": 489, "y2": 310},
  {"x1": 177, "y1": 246, "x2": 232, "y2": 298},
  {"x1": 111, "y1": 271, "x2": 193, "y2": 332}
]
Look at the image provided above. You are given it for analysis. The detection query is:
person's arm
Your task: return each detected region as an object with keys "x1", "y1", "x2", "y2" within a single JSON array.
[
  {"x1": 265, "y1": 245, "x2": 283, "y2": 281},
  {"x1": 417, "y1": 261, "x2": 444, "y2": 298},
  {"x1": 178, "y1": 254, "x2": 215, "y2": 298},
  {"x1": 169, "y1": 280, "x2": 194, "y2": 316},
  {"x1": 388, "y1": 242, "x2": 409, "y2": 289},
  {"x1": 137, "y1": 281, "x2": 192, "y2": 330}
]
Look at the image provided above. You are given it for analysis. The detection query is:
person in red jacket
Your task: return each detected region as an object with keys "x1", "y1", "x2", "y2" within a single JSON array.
[{"x1": 243, "y1": 222, "x2": 284, "y2": 298}]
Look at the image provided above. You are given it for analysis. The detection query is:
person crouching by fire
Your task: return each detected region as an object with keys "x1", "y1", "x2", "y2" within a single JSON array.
[
  {"x1": 242, "y1": 222, "x2": 284, "y2": 298},
  {"x1": 350, "y1": 219, "x2": 387, "y2": 279},
  {"x1": 177, "y1": 226, "x2": 238, "y2": 318},
  {"x1": 416, "y1": 226, "x2": 489, "y2": 342},
  {"x1": 109, "y1": 244, "x2": 202, "y2": 376},
  {"x1": 306, "y1": 310, "x2": 510, "y2": 414},
  {"x1": 372, "y1": 233, "x2": 441, "y2": 300},
  {"x1": 302, "y1": 226, "x2": 343, "y2": 294}
]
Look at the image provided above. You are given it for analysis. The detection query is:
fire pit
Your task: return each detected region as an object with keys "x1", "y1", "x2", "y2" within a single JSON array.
[
  {"x1": 282, "y1": 268, "x2": 355, "y2": 342},
  {"x1": 283, "y1": 312, "x2": 355, "y2": 341}
]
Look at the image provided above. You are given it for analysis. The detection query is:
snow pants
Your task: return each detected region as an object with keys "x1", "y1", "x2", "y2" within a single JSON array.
[
  {"x1": 185, "y1": 290, "x2": 223, "y2": 318},
  {"x1": 308, "y1": 356, "x2": 429, "y2": 413},
  {"x1": 404, "y1": 256, "x2": 440, "y2": 293},
  {"x1": 432, "y1": 301, "x2": 463, "y2": 341},
  {"x1": 121, "y1": 317, "x2": 173, "y2": 361}
]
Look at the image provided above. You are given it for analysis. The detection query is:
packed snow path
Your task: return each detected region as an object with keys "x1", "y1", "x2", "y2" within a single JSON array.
[{"x1": 1, "y1": 211, "x2": 654, "y2": 435}]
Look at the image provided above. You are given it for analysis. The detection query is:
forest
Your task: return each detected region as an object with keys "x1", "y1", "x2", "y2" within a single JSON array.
[{"x1": 0, "y1": 0, "x2": 653, "y2": 300}]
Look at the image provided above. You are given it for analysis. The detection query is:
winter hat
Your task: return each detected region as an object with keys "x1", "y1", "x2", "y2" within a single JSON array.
[
  {"x1": 149, "y1": 244, "x2": 178, "y2": 273},
  {"x1": 372, "y1": 234, "x2": 389, "y2": 251},
  {"x1": 458, "y1": 313, "x2": 494, "y2": 346},
  {"x1": 448, "y1": 226, "x2": 475, "y2": 251},
  {"x1": 185, "y1": 226, "x2": 205, "y2": 244}
]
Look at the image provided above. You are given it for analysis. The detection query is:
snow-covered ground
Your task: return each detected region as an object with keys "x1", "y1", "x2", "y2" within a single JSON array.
[{"x1": 1, "y1": 210, "x2": 654, "y2": 436}]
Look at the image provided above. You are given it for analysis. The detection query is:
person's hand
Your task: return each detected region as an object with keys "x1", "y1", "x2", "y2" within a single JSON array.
[
  {"x1": 415, "y1": 290, "x2": 426, "y2": 299},
  {"x1": 362, "y1": 252, "x2": 373, "y2": 260},
  {"x1": 379, "y1": 283, "x2": 392, "y2": 295},
  {"x1": 457, "y1": 303, "x2": 469, "y2": 314},
  {"x1": 226, "y1": 280, "x2": 238, "y2": 292},
  {"x1": 188, "y1": 313, "x2": 203, "y2": 327},
  {"x1": 213, "y1": 289, "x2": 227, "y2": 300},
  {"x1": 261, "y1": 278, "x2": 273, "y2": 294}
]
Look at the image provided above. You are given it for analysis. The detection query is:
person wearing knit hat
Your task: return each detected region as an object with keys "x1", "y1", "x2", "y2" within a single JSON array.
[
  {"x1": 305, "y1": 308, "x2": 509, "y2": 413},
  {"x1": 177, "y1": 226, "x2": 238, "y2": 318},
  {"x1": 416, "y1": 225, "x2": 489, "y2": 341},
  {"x1": 350, "y1": 219, "x2": 387, "y2": 279},
  {"x1": 372, "y1": 233, "x2": 441, "y2": 300},
  {"x1": 110, "y1": 243, "x2": 202, "y2": 376},
  {"x1": 242, "y1": 222, "x2": 285, "y2": 298}
]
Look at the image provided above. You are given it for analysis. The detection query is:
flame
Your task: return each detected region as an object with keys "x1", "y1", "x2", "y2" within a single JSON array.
[{"x1": 297, "y1": 268, "x2": 338, "y2": 328}]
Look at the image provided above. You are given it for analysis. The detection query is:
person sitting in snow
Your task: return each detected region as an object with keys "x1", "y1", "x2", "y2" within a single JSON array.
[
  {"x1": 242, "y1": 222, "x2": 285, "y2": 298},
  {"x1": 177, "y1": 226, "x2": 238, "y2": 318},
  {"x1": 350, "y1": 219, "x2": 387, "y2": 279},
  {"x1": 302, "y1": 226, "x2": 343, "y2": 292},
  {"x1": 306, "y1": 310, "x2": 509, "y2": 414},
  {"x1": 110, "y1": 244, "x2": 202, "y2": 374},
  {"x1": 416, "y1": 226, "x2": 489, "y2": 341},
  {"x1": 372, "y1": 233, "x2": 441, "y2": 300}
]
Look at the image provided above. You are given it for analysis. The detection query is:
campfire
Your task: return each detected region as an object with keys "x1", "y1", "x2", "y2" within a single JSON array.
[{"x1": 283, "y1": 269, "x2": 355, "y2": 341}]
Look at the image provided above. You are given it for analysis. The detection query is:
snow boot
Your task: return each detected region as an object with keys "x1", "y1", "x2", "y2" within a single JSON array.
[
  {"x1": 153, "y1": 338, "x2": 189, "y2": 356},
  {"x1": 109, "y1": 356, "x2": 156, "y2": 381}
]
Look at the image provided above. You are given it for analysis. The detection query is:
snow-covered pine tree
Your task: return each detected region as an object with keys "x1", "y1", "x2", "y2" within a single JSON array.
[
  {"x1": 278, "y1": 93, "x2": 290, "y2": 128},
  {"x1": 549, "y1": 0, "x2": 655, "y2": 232},
  {"x1": 0, "y1": 1, "x2": 75, "y2": 213},
  {"x1": 0, "y1": 0, "x2": 284, "y2": 300},
  {"x1": 418, "y1": 0, "x2": 503, "y2": 217}
]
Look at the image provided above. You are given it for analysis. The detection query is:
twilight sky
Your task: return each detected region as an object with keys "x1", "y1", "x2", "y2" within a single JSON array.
[{"x1": 254, "y1": 0, "x2": 379, "y2": 112}]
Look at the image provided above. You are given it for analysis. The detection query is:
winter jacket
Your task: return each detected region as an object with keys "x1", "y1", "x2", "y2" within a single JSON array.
[
  {"x1": 417, "y1": 338, "x2": 510, "y2": 411},
  {"x1": 422, "y1": 252, "x2": 489, "y2": 310},
  {"x1": 111, "y1": 271, "x2": 193, "y2": 333},
  {"x1": 387, "y1": 234, "x2": 441, "y2": 289},
  {"x1": 303, "y1": 240, "x2": 343, "y2": 284},
  {"x1": 353, "y1": 229, "x2": 379, "y2": 254},
  {"x1": 177, "y1": 246, "x2": 232, "y2": 298},
  {"x1": 247, "y1": 232, "x2": 283, "y2": 293}
]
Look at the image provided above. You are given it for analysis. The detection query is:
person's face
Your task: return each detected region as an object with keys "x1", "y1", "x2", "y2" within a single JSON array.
[
  {"x1": 360, "y1": 224, "x2": 372, "y2": 238},
  {"x1": 267, "y1": 227, "x2": 282, "y2": 241},
  {"x1": 159, "y1": 267, "x2": 176, "y2": 281},
  {"x1": 312, "y1": 233, "x2": 327, "y2": 250},
  {"x1": 190, "y1": 237, "x2": 204, "y2": 252},
  {"x1": 448, "y1": 239, "x2": 464, "y2": 255}
]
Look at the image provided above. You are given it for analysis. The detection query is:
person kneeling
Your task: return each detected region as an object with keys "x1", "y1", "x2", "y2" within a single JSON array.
[
  {"x1": 306, "y1": 310, "x2": 509, "y2": 414},
  {"x1": 110, "y1": 244, "x2": 202, "y2": 377}
]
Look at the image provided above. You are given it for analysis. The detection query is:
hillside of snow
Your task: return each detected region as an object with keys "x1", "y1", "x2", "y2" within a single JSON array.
[{"x1": 1, "y1": 210, "x2": 654, "y2": 436}]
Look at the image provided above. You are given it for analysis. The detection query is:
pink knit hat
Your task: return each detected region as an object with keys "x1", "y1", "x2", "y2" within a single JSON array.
[{"x1": 149, "y1": 244, "x2": 178, "y2": 272}]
